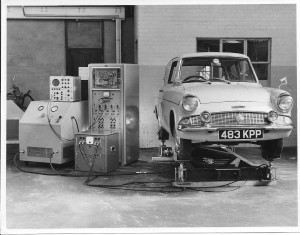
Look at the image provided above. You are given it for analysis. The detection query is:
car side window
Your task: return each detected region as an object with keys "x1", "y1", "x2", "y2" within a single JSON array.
[{"x1": 167, "y1": 61, "x2": 178, "y2": 84}]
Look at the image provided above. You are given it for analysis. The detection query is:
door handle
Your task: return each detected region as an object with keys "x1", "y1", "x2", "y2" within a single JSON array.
[{"x1": 159, "y1": 89, "x2": 164, "y2": 92}]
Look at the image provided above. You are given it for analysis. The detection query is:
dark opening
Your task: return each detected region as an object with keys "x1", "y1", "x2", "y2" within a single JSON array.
[{"x1": 197, "y1": 40, "x2": 220, "y2": 52}]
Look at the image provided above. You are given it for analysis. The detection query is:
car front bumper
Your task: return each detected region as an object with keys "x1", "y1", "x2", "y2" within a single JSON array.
[{"x1": 177, "y1": 124, "x2": 293, "y2": 143}]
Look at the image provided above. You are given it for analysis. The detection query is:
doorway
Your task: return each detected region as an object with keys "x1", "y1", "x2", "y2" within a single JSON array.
[
  {"x1": 65, "y1": 20, "x2": 104, "y2": 100},
  {"x1": 65, "y1": 20, "x2": 104, "y2": 76}
]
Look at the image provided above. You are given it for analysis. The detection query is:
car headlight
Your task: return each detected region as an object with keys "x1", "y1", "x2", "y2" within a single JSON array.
[
  {"x1": 277, "y1": 95, "x2": 293, "y2": 112},
  {"x1": 181, "y1": 96, "x2": 199, "y2": 112}
]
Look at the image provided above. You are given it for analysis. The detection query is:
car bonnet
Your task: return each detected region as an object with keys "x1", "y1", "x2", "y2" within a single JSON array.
[{"x1": 182, "y1": 83, "x2": 270, "y2": 104}]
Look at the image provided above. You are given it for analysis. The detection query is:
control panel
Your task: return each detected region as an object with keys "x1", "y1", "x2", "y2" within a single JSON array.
[
  {"x1": 50, "y1": 76, "x2": 81, "y2": 101},
  {"x1": 88, "y1": 64, "x2": 139, "y2": 166},
  {"x1": 91, "y1": 90, "x2": 121, "y2": 133},
  {"x1": 92, "y1": 68, "x2": 121, "y2": 89},
  {"x1": 75, "y1": 132, "x2": 119, "y2": 173},
  {"x1": 22, "y1": 101, "x2": 72, "y2": 124}
]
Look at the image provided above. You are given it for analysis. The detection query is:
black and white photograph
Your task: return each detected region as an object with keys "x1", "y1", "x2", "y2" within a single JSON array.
[{"x1": 1, "y1": 0, "x2": 299, "y2": 234}]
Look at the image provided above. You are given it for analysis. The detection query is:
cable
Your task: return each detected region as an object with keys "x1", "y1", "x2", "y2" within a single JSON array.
[
  {"x1": 80, "y1": 141, "x2": 88, "y2": 156},
  {"x1": 86, "y1": 179, "x2": 174, "y2": 187},
  {"x1": 13, "y1": 150, "x2": 220, "y2": 193},
  {"x1": 85, "y1": 180, "x2": 184, "y2": 193},
  {"x1": 84, "y1": 143, "x2": 100, "y2": 184},
  {"x1": 87, "y1": 112, "x2": 104, "y2": 130},
  {"x1": 78, "y1": 142, "x2": 92, "y2": 170},
  {"x1": 49, "y1": 152, "x2": 73, "y2": 174},
  {"x1": 71, "y1": 116, "x2": 80, "y2": 132},
  {"x1": 14, "y1": 151, "x2": 242, "y2": 193},
  {"x1": 47, "y1": 150, "x2": 168, "y2": 177},
  {"x1": 14, "y1": 151, "x2": 162, "y2": 177},
  {"x1": 85, "y1": 185, "x2": 184, "y2": 193},
  {"x1": 48, "y1": 150, "x2": 181, "y2": 192},
  {"x1": 187, "y1": 185, "x2": 245, "y2": 193},
  {"x1": 15, "y1": 146, "x2": 269, "y2": 193},
  {"x1": 14, "y1": 152, "x2": 59, "y2": 176},
  {"x1": 80, "y1": 145, "x2": 182, "y2": 193}
]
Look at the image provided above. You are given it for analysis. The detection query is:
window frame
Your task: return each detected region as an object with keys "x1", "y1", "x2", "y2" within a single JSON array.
[
  {"x1": 163, "y1": 61, "x2": 172, "y2": 85},
  {"x1": 196, "y1": 38, "x2": 271, "y2": 85},
  {"x1": 167, "y1": 60, "x2": 179, "y2": 84}
]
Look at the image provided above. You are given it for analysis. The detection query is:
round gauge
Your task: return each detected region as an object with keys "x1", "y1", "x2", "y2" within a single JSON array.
[
  {"x1": 52, "y1": 79, "x2": 60, "y2": 87},
  {"x1": 38, "y1": 106, "x2": 44, "y2": 111},
  {"x1": 51, "y1": 106, "x2": 58, "y2": 112}
]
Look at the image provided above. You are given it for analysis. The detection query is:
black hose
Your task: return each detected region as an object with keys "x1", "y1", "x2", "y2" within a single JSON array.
[{"x1": 71, "y1": 116, "x2": 80, "y2": 132}]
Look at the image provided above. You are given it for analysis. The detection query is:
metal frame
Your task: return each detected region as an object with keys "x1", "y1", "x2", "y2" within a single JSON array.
[
  {"x1": 154, "y1": 143, "x2": 277, "y2": 187},
  {"x1": 7, "y1": 6, "x2": 125, "y2": 19},
  {"x1": 115, "y1": 18, "x2": 122, "y2": 63},
  {"x1": 173, "y1": 146, "x2": 277, "y2": 187}
]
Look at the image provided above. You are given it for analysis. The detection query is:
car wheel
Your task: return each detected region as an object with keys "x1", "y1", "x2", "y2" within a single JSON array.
[
  {"x1": 260, "y1": 138, "x2": 283, "y2": 161},
  {"x1": 173, "y1": 128, "x2": 192, "y2": 161}
]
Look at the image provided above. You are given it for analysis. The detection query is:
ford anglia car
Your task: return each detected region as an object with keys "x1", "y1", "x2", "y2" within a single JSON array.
[{"x1": 154, "y1": 52, "x2": 293, "y2": 161}]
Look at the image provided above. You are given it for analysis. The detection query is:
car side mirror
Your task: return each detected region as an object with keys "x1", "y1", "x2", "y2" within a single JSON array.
[{"x1": 278, "y1": 77, "x2": 287, "y2": 89}]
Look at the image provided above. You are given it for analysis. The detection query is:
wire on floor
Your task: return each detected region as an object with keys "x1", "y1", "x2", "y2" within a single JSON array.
[
  {"x1": 84, "y1": 180, "x2": 184, "y2": 193},
  {"x1": 13, "y1": 151, "x2": 170, "y2": 178},
  {"x1": 14, "y1": 151, "x2": 252, "y2": 193}
]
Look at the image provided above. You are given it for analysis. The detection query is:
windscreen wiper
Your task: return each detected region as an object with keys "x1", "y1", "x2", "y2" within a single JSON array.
[
  {"x1": 182, "y1": 79, "x2": 211, "y2": 84},
  {"x1": 210, "y1": 78, "x2": 231, "y2": 84}
]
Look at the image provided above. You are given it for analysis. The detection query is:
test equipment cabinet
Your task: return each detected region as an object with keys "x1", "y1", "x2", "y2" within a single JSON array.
[
  {"x1": 75, "y1": 131, "x2": 119, "y2": 173},
  {"x1": 50, "y1": 76, "x2": 81, "y2": 101},
  {"x1": 88, "y1": 64, "x2": 139, "y2": 165},
  {"x1": 19, "y1": 100, "x2": 88, "y2": 164}
]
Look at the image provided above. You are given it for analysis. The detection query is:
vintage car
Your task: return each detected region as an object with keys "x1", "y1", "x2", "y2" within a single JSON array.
[{"x1": 154, "y1": 52, "x2": 293, "y2": 161}]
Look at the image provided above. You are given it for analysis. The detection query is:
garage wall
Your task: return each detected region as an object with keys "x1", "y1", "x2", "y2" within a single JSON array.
[
  {"x1": 7, "y1": 19, "x2": 134, "y2": 100},
  {"x1": 7, "y1": 20, "x2": 66, "y2": 101},
  {"x1": 136, "y1": 4, "x2": 297, "y2": 147}
]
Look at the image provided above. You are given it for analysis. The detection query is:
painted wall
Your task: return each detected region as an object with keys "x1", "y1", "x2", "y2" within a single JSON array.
[
  {"x1": 136, "y1": 5, "x2": 297, "y2": 147},
  {"x1": 7, "y1": 20, "x2": 66, "y2": 101},
  {"x1": 7, "y1": 19, "x2": 132, "y2": 100}
]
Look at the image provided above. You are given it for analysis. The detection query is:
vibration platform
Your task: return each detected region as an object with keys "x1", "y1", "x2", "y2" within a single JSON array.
[{"x1": 153, "y1": 144, "x2": 277, "y2": 188}]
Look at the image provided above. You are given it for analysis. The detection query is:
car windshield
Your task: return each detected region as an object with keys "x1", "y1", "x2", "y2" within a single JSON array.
[{"x1": 179, "y1": 57, "x2": 257, "y2": 83}]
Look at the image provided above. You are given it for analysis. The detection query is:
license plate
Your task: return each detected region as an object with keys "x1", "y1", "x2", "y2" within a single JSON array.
[{"x1": 219, "y1": 129, "x2": 263, "y2": 140}]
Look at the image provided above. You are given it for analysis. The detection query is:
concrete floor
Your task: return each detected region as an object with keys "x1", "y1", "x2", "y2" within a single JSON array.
[{"x1": 4, "y1": 146, "x2": 298, "y2": 230}]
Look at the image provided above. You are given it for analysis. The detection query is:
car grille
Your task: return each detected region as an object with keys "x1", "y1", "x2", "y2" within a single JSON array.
[{"x1": 190, "y1": 112, "x2": 268, "y2": 126}]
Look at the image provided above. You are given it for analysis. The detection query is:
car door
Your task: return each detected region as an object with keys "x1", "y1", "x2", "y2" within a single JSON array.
[{"x1": 158, "y1": 58, "x2": 179, "y2": 131}]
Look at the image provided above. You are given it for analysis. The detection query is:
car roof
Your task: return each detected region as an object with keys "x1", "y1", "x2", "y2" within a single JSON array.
[{"x1": 179, "y1": 52, "x2": 249, "y2": 59}]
